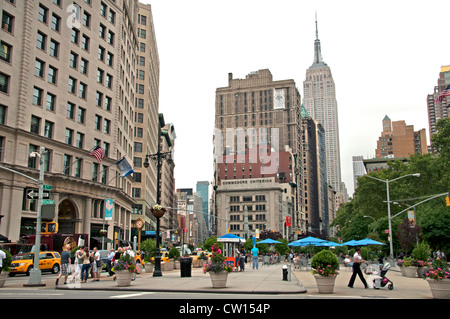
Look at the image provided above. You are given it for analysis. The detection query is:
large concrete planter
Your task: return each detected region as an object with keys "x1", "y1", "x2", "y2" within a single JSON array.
[
  {"x1": 403, "y1": 266, "x2": 418, "y2": 278},
  {"x1": 427, "y1": 278, "x2": 450, "y2": 299},
  {"x1": 115, "y1": 270, "x2": 133, "y2": 287},
  {"x1": 144, "y1": 263, "x2": 154, "y2": 273},
  {"x1": 313, "y1": 274, "x2": 337, "y2": 294},
  {"x1": 209, "y1": 271, "x2": 229, "y2": 288}
]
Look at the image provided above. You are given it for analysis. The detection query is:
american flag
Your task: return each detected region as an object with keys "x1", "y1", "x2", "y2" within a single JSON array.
[
  {"x1": 435, "y1": 85, "x2": 450, "y2": 103},
  {"x1": 89, "y1": 146, "x2": 105, "y2": 162}
]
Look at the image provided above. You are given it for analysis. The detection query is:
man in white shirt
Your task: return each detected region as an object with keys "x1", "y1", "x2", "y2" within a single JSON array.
[{"x1": 0, "y1": 249, "x2": 6, "y2": 274}]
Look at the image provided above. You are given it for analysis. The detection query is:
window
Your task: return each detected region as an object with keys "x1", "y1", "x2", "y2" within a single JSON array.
[
  {"x1": 92, "y1": 162, "x2": 99, "y2": 181},
  {"x1": 34, "y1": 59, "x2": 45, "y2": 78},
  {"x1": 36, "y1": 31, "x2": 47, "y2": 50},
  {"x1": 107, "y1": 30, "x2": 114, "y2": 45},
  {"x1": 132, "y1": 188, "x2": 141, "y2": 198},
  {"x1": 82, "y1": 11, "x2": 90, "y2": 27},
  {"x1": 28, "y1": 145, "x2": 39, "y2": 168},
  {"x1": 49, "y1": 39, "x2": 59, "y2": 57},
  {"x1": 30, "y1": 115, "x2": 40, "y2": 134},
  {"x1": 94, "y1": 115, "x2": 101, "y2": 130},
  {"x1": 71, "y1": 28, "x2": 79, "y2": 44},
  {"x1": 104, "y1": 96, "x2": 112, "y2": 111},
  {"x1": 65, "y1": 128, "x2": 73, "y2": 145},
  {"x1": 109, "y1": 10, "x2": 115, "y2": 24},
  {"x1": 79, "y1": 82, "x2": 87, "y2": 99},
  {"x1": 38, "y1": 5, "x2": 48, "y2": 24},
  {"x1": 66, "y1": 102, "x2": 75, "y2": 119},
  {"x1": 102, "y1": 142, "x2": 109, "y2": 157},
  {"x1": 81, "y1": 34, "x2": 90, "y2": 51},
  {"x1": 0, "y1": 41, "x2": 12, "y2": 63},
  {"x1": 76, "y1": 132, "x2": 84, "y2": 148},
  {"x1": 99, "y1": 24, "x2": 106, "y2": 39},
  {"x1": 51, "y1": 13, "x2": 60, "y2": 31},
  {"x1": 106, "y1": 52, "x2": 113, "y2": 66},
  {"x1": 80, "y1": 58, "x2": 88, "y2": 74},
  {"x1": 0, "y1": 73, "x2": 9, "y2": 93},
  {"x1": 0, "y1": 105, "x2": 6, "y2": 124},
  {"x1": 69, "y1": 51, "x2": 78, "y2": 68},
  {"x1": 68, "y1": 77, "x2": 76, "y2": 93},
  {"x1": 77, "y1": 107, "x2": 85, "y2": 124},
  {"x1": 106, "y1": 74, "x2": 112, "y2": 89},
  {"x1": 100, "y1": 2, "x2": 107, "y2": 17},
  {"x1": 46, "y1": 93, "x2": 56, "y2": 111},
  {"x1": 44, "y1": 120, "x2": 53, "y2": 138},
  {"x1": 134, "y1": 142, "x2": 142, "y2": 152},
  {"x1": 48, "y1": 65, "x2": 57, "y2": 84},
  {"x1": 74, "y1": 158, "x2": 82, "y2": 178},
  {"x1": 2, "y1": 11, "x2": 14, "y2": 33},
  {"x1": 98, "y1": 46, "x2": 105, "y2": 61},
  {"x1": 103, "y1": 119, "x2": 110, "y2": 134},
  {"x1": 32, "y1": 87, "x2": 43, "y2": 105},
  {"x1": 96, "y1": 91, "x2": 103, "y2": 107},
  {"x1": 97, "y1": 68, "x2": 104, "y2": 83},
  {"x1": 63, "y1": 154, "x2": 72, "y2": 175}
]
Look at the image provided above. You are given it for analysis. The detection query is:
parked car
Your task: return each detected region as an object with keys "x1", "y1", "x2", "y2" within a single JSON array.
[{"x1": 9, "y1": 251, "x2": 61, "y2": 276}]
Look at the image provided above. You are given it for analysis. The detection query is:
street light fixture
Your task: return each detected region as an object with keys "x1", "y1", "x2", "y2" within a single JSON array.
[{"x1": 365, "y1": 173, "x2": 420, "y2": 259}]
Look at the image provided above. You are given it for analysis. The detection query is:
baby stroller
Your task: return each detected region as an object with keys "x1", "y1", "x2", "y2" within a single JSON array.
[{"x1": 366, "y1": 263, "x2": 393, "y2": 290}]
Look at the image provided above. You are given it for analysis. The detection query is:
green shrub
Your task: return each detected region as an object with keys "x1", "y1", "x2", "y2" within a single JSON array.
[
  {"x1": 1, "y1": 249, "x2": 12, "y2": 272},
  {"x1": 169, "y1": 247, "x2": 180, "y2": 260},
  {"x1": 311, "y1": 250, "x2": 339, "y2": 271}
]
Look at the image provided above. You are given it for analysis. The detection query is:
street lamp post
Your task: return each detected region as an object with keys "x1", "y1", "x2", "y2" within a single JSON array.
[
  {"x1": 144, "y1": 148, "x2": 172, "y2": 277},
  {"x1": 365, "y1": 173, "x2": 420, "y2": 259}
]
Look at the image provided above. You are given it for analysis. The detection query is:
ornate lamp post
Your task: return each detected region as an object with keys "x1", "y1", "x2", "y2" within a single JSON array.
[{"x1": 144, "y1": 149, "x2": 171, "y2": 277}]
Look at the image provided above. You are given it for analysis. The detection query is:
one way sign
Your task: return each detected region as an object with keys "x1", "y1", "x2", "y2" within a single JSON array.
[{"x1": 25, "y1": 188, "x2": 50, "y2": 200}]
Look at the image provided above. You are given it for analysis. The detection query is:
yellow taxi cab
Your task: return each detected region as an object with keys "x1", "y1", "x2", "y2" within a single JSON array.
[
  {"x1": 150, "y1": 251, "x2": 170, "y2": 262},
  {"x1": 9, "y1": 251, "x2": 61, "y2": 276},
  {"x1": 191, "y1": 250, "x2": 212, "y2": 260}
]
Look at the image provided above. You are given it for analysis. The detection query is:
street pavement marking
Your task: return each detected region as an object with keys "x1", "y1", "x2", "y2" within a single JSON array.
[{"x1": 110, "y1": 292, "x2": 156, "y2": 298}]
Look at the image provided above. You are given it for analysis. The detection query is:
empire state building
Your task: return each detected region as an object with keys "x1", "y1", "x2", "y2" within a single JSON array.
[{"x1": 303, "y1": 17, "x2": 345, "y2": 202}]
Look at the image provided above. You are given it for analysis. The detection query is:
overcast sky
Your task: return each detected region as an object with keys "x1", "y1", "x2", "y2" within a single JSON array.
[{"x1": 141, "y1": 0, "x2": 450, "y2": 196}]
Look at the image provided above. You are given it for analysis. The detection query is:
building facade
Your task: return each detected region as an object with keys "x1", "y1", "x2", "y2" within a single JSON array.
[
  {"x1": 427, "y1": 65, "x2": 449, "y2": 142},
  {"x1": 302, "y1": 18, "x2": 345, "y2": 206},
  {"x1": 0, "y1": 0, "x2": 139, "y2": 247},
  {"x1": 213, "y1": 69, "x2": 303, "y2": 238},
  {"x1": 375, "y1": 115, "x2": 428, "y2": 158}
]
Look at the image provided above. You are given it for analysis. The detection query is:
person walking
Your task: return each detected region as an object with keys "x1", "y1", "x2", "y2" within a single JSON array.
[
  {"x1": 106, "y1": 248, "x2": 115, "y2": 276},
  {"x1": 240, "y1": 247, "x2": 246, "y2": 271},
  {"x1": 251, "y1": 245, "x2": 259, "y2": 270},
  {"x1": 55, "y1": 245, "x2": 71, "y2": 285},
  {"x1": 78, "y1": 246, "x2": 91, "y2": 283},
  {"x1": 348, "y1": 247, "x2": 368, "y2": 289}
]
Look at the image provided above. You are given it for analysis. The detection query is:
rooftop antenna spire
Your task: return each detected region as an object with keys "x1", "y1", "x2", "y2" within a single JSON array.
[{"x1": 315, "y1": 11, "x2": 318, "y2": 39}]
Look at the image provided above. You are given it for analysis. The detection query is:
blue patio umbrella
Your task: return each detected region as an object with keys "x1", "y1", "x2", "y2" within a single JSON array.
[
  {"x1": 288, "y1": 236, "x2": 327, "y2": 246},
  {"x1": 316, "y1": 240, "x2": 343, "y2": 247},
  {"x1": 354, "y1": 238, "x2": 386, "y2": 246},
  {"x1": 342, "y1": 240, "x2": 360, "y2": 246},
  {"x1": 257, "y1": 238, "x2": 283, "y2": 244}
]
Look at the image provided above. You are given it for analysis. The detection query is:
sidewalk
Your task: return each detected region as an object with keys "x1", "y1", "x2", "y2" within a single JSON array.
[{"x1": 5, "y1": 263, "x2": 434, "y2": 298}]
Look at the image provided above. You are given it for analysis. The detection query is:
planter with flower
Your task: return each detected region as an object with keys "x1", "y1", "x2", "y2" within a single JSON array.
[
  {"x1": 151, "y1": 204, "x2": 166, "y2": 218},
  {"x1": 401, "y1": 257, "x2": 418, "y2": 278},
  {"x1": 310, "y1": 250, "x2": 340, "y2": 294},
  {"x1": 411, "y1": 242, "x2": 431, "y2": 278},
  {"x1": 203, "y1": 243, "x2": 233, "y2": 288},
  {"x1": 424, "y1": 258, "x2": 450, "y2": 299},
  {"x1": 0, "y1": 249, "x2": 12, "y2": 288},
  {"x1": 112, "y1": 253, "x2": 136, "y2": 286}
]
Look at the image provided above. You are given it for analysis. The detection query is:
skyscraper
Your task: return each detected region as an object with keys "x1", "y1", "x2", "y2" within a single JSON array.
[
  {"x1": 302, "y1": 16, "x2": 344, "y2": 204},
  {"x1": 427, "y1": 65, "x2": 449, "y2": 142}
]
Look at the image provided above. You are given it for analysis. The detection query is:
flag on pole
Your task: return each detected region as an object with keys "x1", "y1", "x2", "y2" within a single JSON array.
[
  {"x1": 435, "y1": 85, "x2": 450, "y2": 103},
  {"x1": 89, "y1": 146, "x2": 105, "y2": 162},
  {"x1": 116, "y1": 156, "x2": 134, "y2": 177}
]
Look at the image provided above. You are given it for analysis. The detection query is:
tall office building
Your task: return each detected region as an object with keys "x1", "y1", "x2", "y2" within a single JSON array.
[
  {"x1": 133, "y1": 3, "x2": 176, "y2": 237},
  {"x1": 196, "y1": 181, "x2": 209, "y2": 232},
  {"x1": 213, "y1": 69, "x2": 303, "y2": 238},
  {"x1": 302, "y1": 17, "x2": 345, "y2": 204},
  {"x1": 427, "y1": 65, "x2": 449, "y2": 141},
  {"x1": 0, "y1": 0, "x2": 139, "y2": 246}
]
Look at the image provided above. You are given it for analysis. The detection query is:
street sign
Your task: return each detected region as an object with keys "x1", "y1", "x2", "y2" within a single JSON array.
[
  {"x1": 25, "y1": 188, "x2": 50, "y2": 200},
  {"x1": 43, "y1": 185, "x2": 51, "y2": 190},
  {"x1": 42, "y1": 199, "x2": 55, "y2": 205}
]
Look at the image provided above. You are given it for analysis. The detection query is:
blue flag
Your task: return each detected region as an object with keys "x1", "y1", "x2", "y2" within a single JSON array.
[{"x1": 116, "y1": 157, "x2": 134, "y2": 177}]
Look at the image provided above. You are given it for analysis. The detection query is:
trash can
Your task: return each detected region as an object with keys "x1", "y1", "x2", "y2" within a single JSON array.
[
  {"x1": 180, "y1": 257, "x2": 192, "y2": 277},
  {"x1": 282, "y1": 265, "x2": 288, "y2": 281}
]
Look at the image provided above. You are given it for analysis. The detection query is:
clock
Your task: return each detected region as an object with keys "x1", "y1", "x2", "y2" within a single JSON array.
[{"x1": 135, "y1": 218, "x2": 144, "y2": 229}]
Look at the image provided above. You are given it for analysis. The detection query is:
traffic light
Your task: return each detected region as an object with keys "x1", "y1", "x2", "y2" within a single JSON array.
[
  {"x1": 446, "y1": 196, "x2": 450, "y2": 207},
  {"x1": 44, "y1": 221, "x2": 58, "y2": 233}
]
